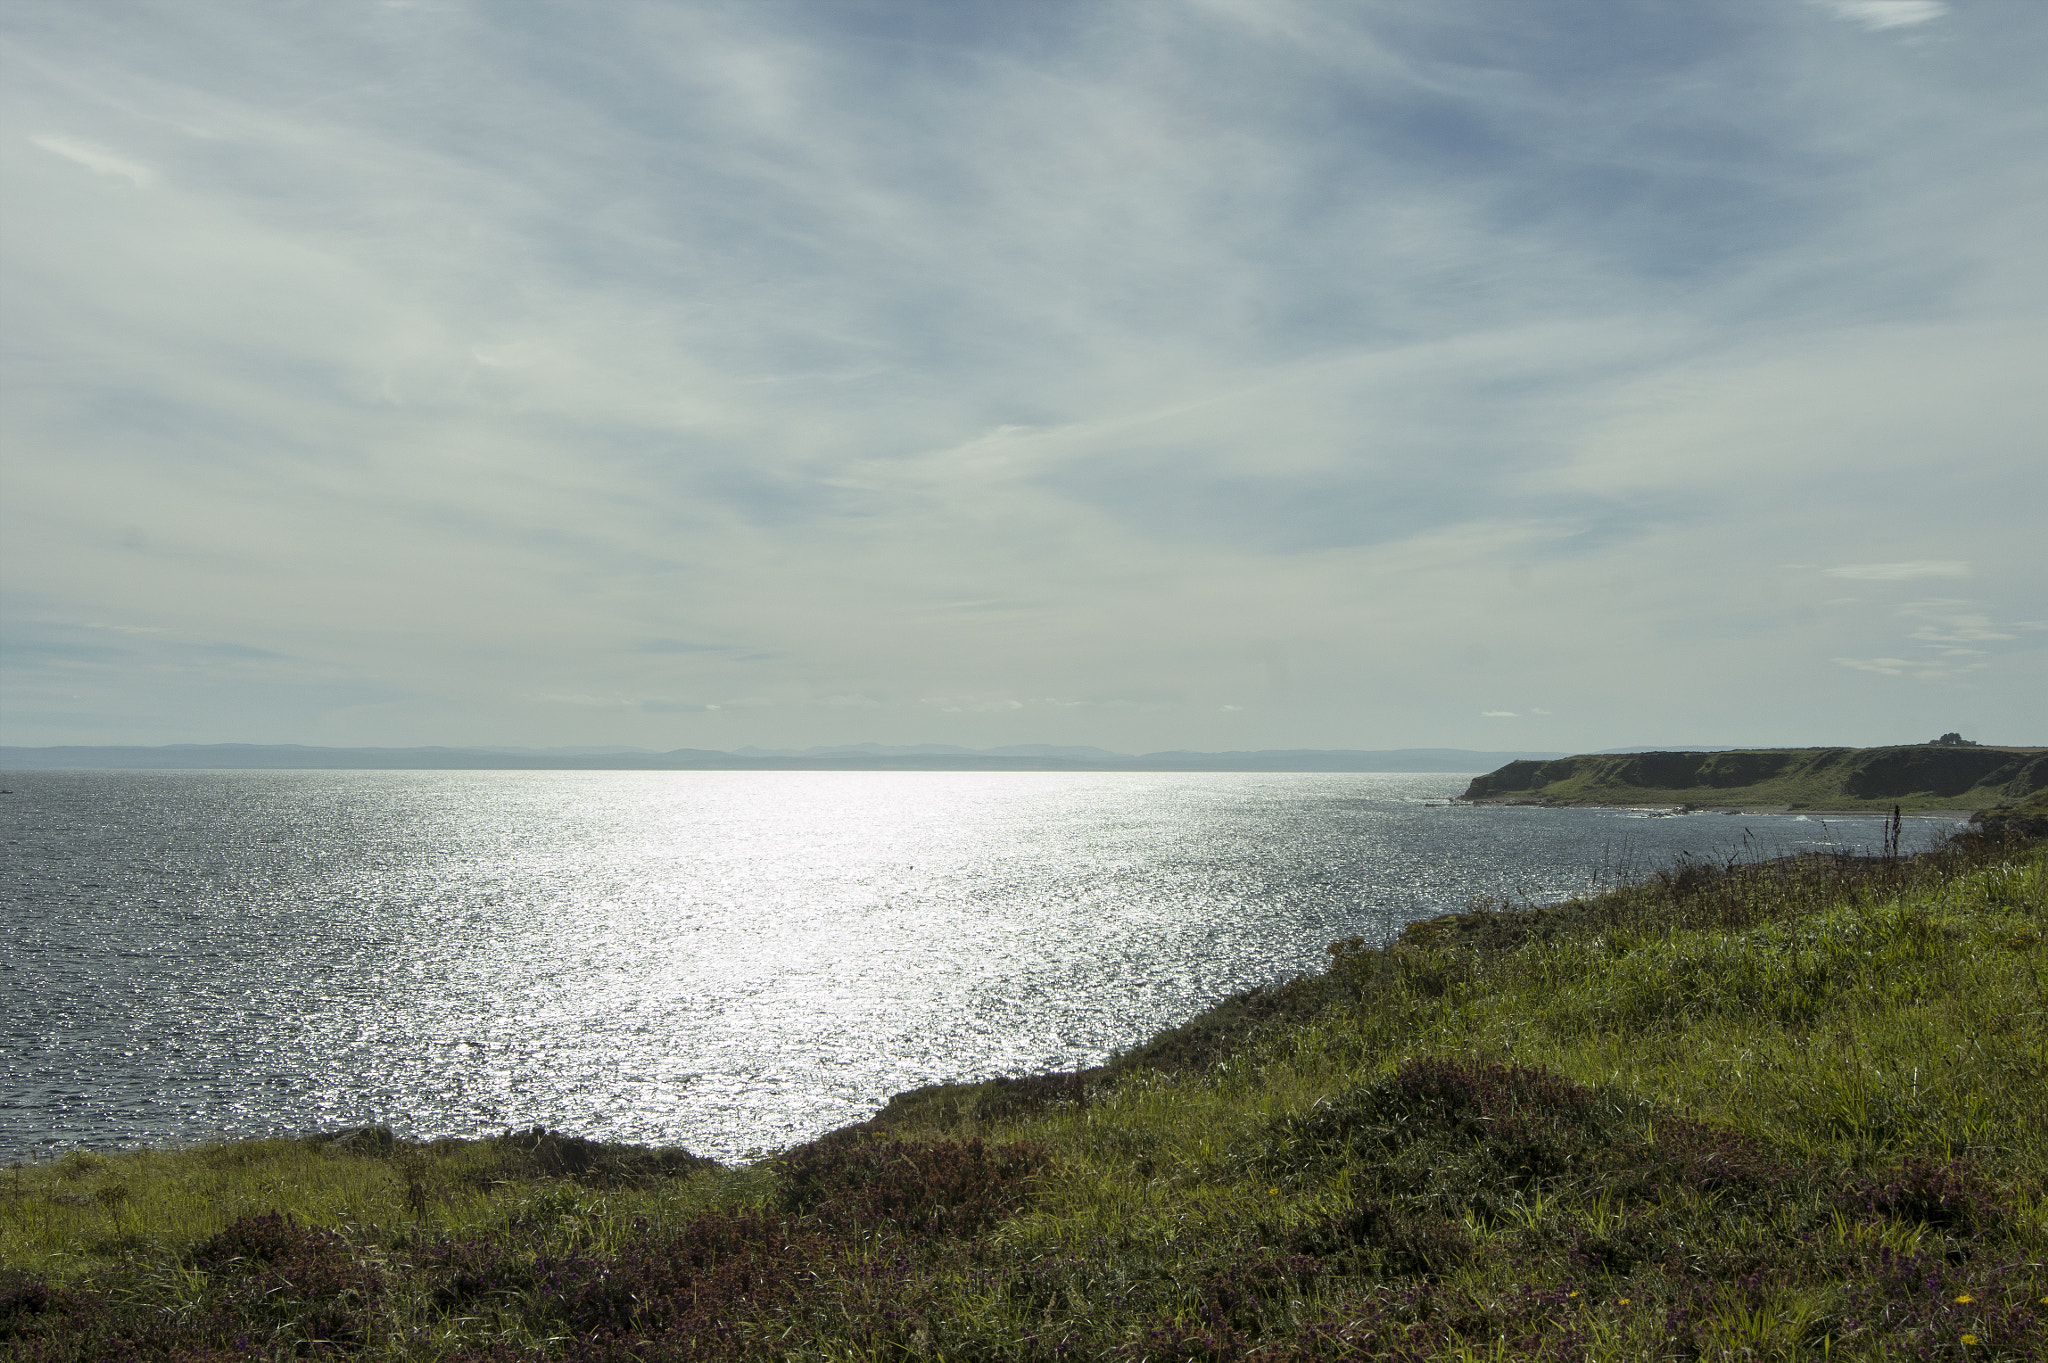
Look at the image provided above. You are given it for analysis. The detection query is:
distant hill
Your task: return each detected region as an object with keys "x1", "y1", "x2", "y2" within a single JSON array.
[
  {"x1": 731, "y1": 742, "x2": 1127, "y2": 761},
  {"x1": 1461, "y1": 745, "x2": 2048, "y2": 812},
  {"x1": 0, "y1": 744, "x2": 1567, "y2": 774}
]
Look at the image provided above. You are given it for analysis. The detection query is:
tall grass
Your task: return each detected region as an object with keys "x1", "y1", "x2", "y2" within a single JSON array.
[{"x1": 4, "y1": 831, "x2": 2044, "y2": 1359}]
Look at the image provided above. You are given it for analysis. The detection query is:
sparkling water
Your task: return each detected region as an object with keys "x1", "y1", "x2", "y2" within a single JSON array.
[{"x1": 0, "y1": 769, "x2": 1958, "y2": 1162}]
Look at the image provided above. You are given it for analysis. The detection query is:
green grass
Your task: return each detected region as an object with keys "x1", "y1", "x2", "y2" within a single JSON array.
[
  {"x1": 6, "y1": 831, "x2": 2046, "y2": 1359},
  {"x1": 1977, "y1": 788, "x2": 2048, "y2": 835}
]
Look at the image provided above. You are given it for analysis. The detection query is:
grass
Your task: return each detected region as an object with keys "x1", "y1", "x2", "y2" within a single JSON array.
[
  {"x1": 1976, "y1": 788, "x2": 2048, "y2": 837},
  {"x1": 4, "y1": 829, "x2": 2045, "y2": 1359}
]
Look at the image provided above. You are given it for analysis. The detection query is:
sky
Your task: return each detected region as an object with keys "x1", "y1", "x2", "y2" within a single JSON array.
[{"x1": 3, "y1": 0, "x2": 2043, "y2": 755}]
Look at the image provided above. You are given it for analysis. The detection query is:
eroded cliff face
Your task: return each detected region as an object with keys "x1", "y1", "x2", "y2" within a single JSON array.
[{"x1": 1461, "y1": 746, "x2": 2048, "y2": 809}]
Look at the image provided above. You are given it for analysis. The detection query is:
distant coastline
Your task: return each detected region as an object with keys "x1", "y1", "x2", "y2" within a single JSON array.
[
  {"x1": 0, "y1": 742, "x2": 1569, "y2": 774},
  {"x1": 13, "y1": 744, "x2": 2042, "y2": 815}
]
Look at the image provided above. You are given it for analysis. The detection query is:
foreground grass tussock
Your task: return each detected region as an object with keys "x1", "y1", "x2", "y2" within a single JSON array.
[{"x1": 4, "y1": 833, "x2": 2045, "y2": 1359}]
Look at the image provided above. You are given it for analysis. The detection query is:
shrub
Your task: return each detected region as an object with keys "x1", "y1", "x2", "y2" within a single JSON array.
[
  {"x1": 776, "y1": 1136, "x2": 1049, "y2": 1236},
  {"x1": 489, "y1": 1126, "x2": 717, "y2": 1188}
]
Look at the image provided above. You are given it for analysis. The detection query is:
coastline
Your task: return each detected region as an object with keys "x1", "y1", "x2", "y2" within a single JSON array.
[
  {"x1": 1458, "y1": 743, "x2": 2047, "y2": 817},
  {"x1": 22, "y1": 771, "x2": 1867, "y2": 1169},
  {"x1": 1460, "y1": 799, "x2": 1977, "y2": 816},
  {"x1": 6, "y1": 826, "x2": 2044, "y2": 1358}
]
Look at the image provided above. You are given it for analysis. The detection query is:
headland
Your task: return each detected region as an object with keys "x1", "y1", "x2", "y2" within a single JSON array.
[{"x1": 1460, "y1": 741, "x2": 2047, "y2": 814}]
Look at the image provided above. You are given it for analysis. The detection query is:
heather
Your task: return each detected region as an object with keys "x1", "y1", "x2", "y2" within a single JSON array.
[{"x1": 4, "y1": 830, "x2": 2044, "y2": 1359}]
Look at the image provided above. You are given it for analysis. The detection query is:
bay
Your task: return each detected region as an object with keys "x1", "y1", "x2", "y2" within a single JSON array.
[{"x1": 0, "y1": 769, "x2": 1960, "y2": 1163}]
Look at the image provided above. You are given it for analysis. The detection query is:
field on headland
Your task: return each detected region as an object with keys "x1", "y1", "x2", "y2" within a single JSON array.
[
  {"x1": 1462, "y1": 744, "x2": 2048, "y2": 814},
  {"x1": 4, "y1": 826, "x2": 2045, "y2": 1359}
]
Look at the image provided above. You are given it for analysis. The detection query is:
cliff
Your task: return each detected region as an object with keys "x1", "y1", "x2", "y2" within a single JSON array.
[{"x1": 1460, "y1": 744, "x2": 2048, "y2": 811}]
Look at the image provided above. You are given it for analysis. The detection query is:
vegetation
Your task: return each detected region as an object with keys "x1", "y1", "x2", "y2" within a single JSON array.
[
  {"x1": 1461, "y1": 745, "x2": 2048, "y2": 812},
  {"x1": 1974, "y1": 789, "x2": 2048, "y2": 839},
  {"x1": 5, "y1": 829, "x2": 2046, "y2": 1359}
]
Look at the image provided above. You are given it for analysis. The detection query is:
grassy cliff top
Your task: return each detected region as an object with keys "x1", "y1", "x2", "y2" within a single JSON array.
[
  {"x1": 1461, "y1": 743, "x2": 2048, "y2": 812},
  {"x1": 4, "y1": 829, "x2": 2045, "y2": 1360}
]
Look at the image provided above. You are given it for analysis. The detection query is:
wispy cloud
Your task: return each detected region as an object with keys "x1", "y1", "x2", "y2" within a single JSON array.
[
  {"x1": 1834, "y1": 656, "x2": 1922, "y2": 676},
  {"x1": 1816, "y1": 1, "x2": 1949, "y2": 32},
  {"x1": 921, "y1": 697, "x2": 1027, "y2": 715},
  {"x1": 533, "y1": 693, "x2": 639, "y2": 710},
  {"x1": 636, "y1": 639, "x2": 738, "y2": 655},
  {"x1": 1828, "y1": 600, "x2": 2034, "y2": 683},
  {"x1": 2, "y1": 0, "x2": 2042, "y2": 750},
  {"x1": 1824, "y1": 562, "x2": 1970, "y2": 581},
  {"x1": 1833, "y1": 654, "x2": 1984, "y2": 679},
  {"x1": 30, "y1": 134, "x2": 153, "y2": 185},
  {"x1": 1901, "y1": 602, "x2": 2016, "y2": 647}
]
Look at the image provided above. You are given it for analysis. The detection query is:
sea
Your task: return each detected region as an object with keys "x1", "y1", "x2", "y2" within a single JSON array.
[{"x1": 0, "y1": 769, "x2": 1964, "y2": 1164}]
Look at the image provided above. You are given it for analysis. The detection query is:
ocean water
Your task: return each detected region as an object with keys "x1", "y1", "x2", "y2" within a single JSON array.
[{"x1": 0, "y1": 769, "x2": 1961, "y2": 1163}]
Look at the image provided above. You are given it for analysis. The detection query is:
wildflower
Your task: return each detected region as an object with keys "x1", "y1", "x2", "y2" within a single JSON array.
[
  {"x1": 1619, "y1": 1298, "x2": 1631, "y2": 1306},
  {"x1": 1963, "y1": 1335, "x2": 1979, "y2": 1346},
  {"x1": 1954, "y1": 1293, "x2": 1974, "y2": 1303},
  {"x1": 1567, "y1": 1291, "x2": 1579, "y2": 1299}
]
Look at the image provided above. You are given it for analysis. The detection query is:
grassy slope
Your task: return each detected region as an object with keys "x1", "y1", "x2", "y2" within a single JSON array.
[
  {"x1": 1461, "y1": 745, "x2": 2048, "y2": 812},
  {"x1": 1977, "y1": 787, "x2": 2048, "y2": 836},
  {"x1": 4, "y1": 835, "x2": 2046, "y2": 1360}
]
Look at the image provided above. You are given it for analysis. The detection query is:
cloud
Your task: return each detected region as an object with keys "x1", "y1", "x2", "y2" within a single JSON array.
[
  {"x1": 2, "y1": 0, "x2": 2043, "y2": 751},
  {"x1": 1812, "y1": 592, "x2": 2038, "y2": 689},
  {"x1": 1832, "y1": 655, "x2": 1984, "y2": 679},
  {"x1": 922, "y1": 697, "x2": 1027, "y2": 714},
  {"x1": 1831, "y1": 656, "x2": 1913, "y2": 675},
  {"x1": 30, "y1": 134, "x2": 154, "y2": 186},
  {"x1": 1482, "y1": 710, "x2": 1518, "y2": 718},
  {"x1": 636, "y1": 639, "x2": 735, "y2": 654},
  {"x1": 1815, "y1": 1, "x2": 1949, "y2": 32},
  {"x1": 1, "y1": 620, "x2": 292, "y2": 668},
  {"x1": 1900, "y1": 602, "x2": 2016, "y2": 646},
  {"x1": 1823, "y1": 562, "x2": 1970, "y2": 581}
]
